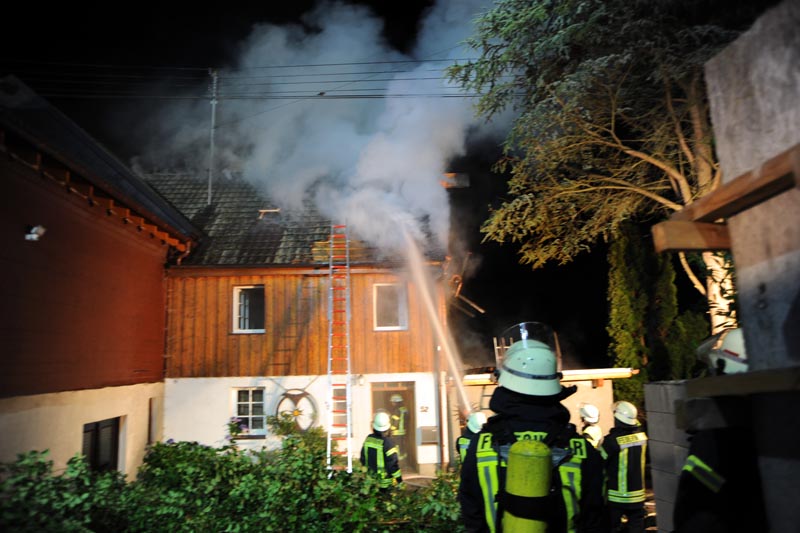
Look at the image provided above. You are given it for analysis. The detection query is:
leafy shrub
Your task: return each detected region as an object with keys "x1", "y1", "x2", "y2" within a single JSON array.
[
  {"x1": 0, "y1": 451, "x2": 128, "y2": 532},
  {"x1": 0, "y1": 417, "x2": 465, "y2": 532}
]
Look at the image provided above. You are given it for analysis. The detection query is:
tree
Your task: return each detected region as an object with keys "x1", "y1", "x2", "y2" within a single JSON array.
[
  {"x1": 606, "y1": 224, "x2": 649, "y2": 407},
  {"x1": 448, "y1": 0, "x2": 770, "y2": 333},
  {"x1": 648, "y1": 250, "x2": 709, "y2": 381},
  {"x1": 607, "y1": 223, "x2": 709, "y2": 408}
]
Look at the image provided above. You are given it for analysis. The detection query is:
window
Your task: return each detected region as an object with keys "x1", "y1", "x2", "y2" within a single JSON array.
[
  {"x1": 82, "y1": 417, "x2": 120, "y2": 472},
  {"x1": 233, "y1": 388, "x2": 266, "y2": 437},
  {"x1": 373, "y1": 283, "x2": 408, "y2": 331},
  {"x1": 233, "y1": 285, "x2": 265, "y2": 333}
]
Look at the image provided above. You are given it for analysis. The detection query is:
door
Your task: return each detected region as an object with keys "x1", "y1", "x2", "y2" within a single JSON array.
[{"x1": 371, "y1": 381, "x2": 416, "y2": 472}]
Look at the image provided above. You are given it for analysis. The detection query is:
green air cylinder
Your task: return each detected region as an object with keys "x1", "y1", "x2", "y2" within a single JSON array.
[{"x1": 502, "y1": 439, "x2": 551, "y2": 533}]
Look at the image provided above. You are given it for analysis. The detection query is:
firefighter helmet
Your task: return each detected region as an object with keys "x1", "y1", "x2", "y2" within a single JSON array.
[
  {"x1": 613, "y1": 401, "x2": 638, "y2": 425},
  {"x1": 580, "y1": 403, "x2": 600, "y2": 424},
  {"x1": 390, "y1": 394, "x2": 403, "y2": 404},
  {"x1": 373, "y1": 411, "x2": 391, "y2": 432},
  {"x1": 466, "y1": 411, "x2": 487, "y2": 433},
  {"x1": 498, "y1": 338, "x2": 562, "y2": 396}
]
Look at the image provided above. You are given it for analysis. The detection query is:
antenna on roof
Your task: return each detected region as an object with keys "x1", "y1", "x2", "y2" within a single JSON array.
[{"x1": 207, "y1": 68, "x2": 219, "y2": 206}]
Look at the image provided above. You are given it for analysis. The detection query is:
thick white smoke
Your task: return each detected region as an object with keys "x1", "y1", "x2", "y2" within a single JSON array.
[{"x1": 137, "y1": 0, "x2": 497, "y2": 253}]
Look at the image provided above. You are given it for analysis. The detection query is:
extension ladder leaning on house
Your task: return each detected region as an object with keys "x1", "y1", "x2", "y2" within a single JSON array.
[{"x1": 326, "y1": 224, "x2": 353, "y2": 473}]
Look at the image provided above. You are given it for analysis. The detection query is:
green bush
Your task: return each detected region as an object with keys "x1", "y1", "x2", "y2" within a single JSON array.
[
  {"x1": 0, "y1": 451, "x2": 128, "y2": 532},
  {"x1": 0, "y1": 417, "x2": 464, "y2": 532}
]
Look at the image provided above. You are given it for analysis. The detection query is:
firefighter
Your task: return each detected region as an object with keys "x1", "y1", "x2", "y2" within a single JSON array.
[
  {"x1": 600, "y1": 401, "x2": 648, "y2": 533},
  {"x1": 456, "y1": 411, "x2": 487, "y2": 464},
  {"x1": 389, "y1": 394, "x2": 408, "y2": 462},
  {"x1": 580, "y1": 403, "x2": 603, "y2": 448},
  {"x1": 673, "y1": 426, "x2": 767, "y2": 532},
  {"x1": 360, "y1": 410, "x2": 403, "y2": 489},
  {"x1": 459, "y1": 322, "x2": 608, "y2": 533}
]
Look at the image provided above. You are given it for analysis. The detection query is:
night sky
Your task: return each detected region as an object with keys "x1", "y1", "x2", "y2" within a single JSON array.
[{"x1": 1, "y1": 1, "x2": 612, "y2": 370}]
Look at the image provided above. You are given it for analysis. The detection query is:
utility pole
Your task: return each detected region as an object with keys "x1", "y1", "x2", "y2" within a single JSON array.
[{"x1": 207, "y1": 68, "x2": 218, "y2": 206}]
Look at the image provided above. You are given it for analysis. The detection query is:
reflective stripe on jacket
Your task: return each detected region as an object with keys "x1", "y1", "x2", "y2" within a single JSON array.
[
  {"x1": 683, "y1": 454, "x2": 725, "y2": 493},
  {"x1": 457, "y1": 435, "x2": 471, "y2": 463},
  {"x1": 474, "y1": 431, "x2": 587, "y2": 533},
  {"x1": 601, "y1": 426, "x2": 647, "y2": 504},
  {"x1": 360, "y1": 433, "x2": 402, "y2": 488},
  {"x1": 391, "y1": 407, "x2": 408, "y2": 436}
]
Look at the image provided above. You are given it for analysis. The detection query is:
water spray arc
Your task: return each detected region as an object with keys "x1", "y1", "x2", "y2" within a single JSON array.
[{"x1": 401, "y1": 228, "x2": 471, "y2": 418}]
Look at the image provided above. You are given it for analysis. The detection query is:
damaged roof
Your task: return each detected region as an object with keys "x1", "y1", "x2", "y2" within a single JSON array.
[{"x1": 145, "y1": 172, "x2": 389, "y2": 267}]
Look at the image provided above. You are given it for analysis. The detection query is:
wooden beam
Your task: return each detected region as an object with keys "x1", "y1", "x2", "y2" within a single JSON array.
[
  {"x1": 154, "y1": 229, "x2": 169, "y2": 243},
  {"x1": 685, "y1": 366, "x2": 800, "y2": 398},
  {"x1": 673, "y1": 143, "x2": 800, "y2": 222},
  {"x1": 128, "y1": 215, "x2": 145, "y2": 228},
  {"x1": 67, "y1": 181, "x2": 93, "y2": 199},
  {"x1": 141, "y1": 223, "x2": 158, "y2": 236},
  {"x1": 652, "y1": 220, "x2": 731, "y2": 253},
  {"x1": 94, "y1": 197, "x2": 116, "y2": 214},
  {"x1": 117, "y1": 207, "x2": 131, "y2": 223}
]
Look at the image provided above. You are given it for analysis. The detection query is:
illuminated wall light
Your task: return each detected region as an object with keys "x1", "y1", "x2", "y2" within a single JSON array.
[{"x1": 25, "y1": 225, "x2": 46, "y2": 241}]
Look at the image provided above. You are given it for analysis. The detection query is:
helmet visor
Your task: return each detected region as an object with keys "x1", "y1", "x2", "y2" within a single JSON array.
[{"x1": 498, "y1": 322, "x2": 556, "y2": 353}]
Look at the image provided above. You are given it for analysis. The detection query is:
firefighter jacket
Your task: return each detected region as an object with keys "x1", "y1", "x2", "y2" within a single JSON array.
[
  {"x1": 456, "y1": 428, "x2": 479, "y2": 464},
  {"x1": 391, "y1": 406, "x2": 408, "y2": 437},
  {"x1": 600, "y1": 423, "x2": 648, "y2": 506},
  {"x1": 360, "y1": 431, "x2": 402, "y2": 488},
  {"x1": 674, "y1": 427, "x2": 767, "y2": 532},
  {"x1": 582, "y1": 424, "x2": 602, "y2": 449},
  {"x1": 458, "y1": 387, "x2": 608, "y2": 533}
]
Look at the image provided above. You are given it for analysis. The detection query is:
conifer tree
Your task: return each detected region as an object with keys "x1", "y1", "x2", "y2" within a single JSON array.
[{"x1": 606, "y1": 224, "x2": 649, "y2": 407}]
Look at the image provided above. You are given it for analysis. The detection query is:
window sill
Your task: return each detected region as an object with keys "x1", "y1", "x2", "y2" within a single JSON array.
[{"x1": 232, "y1": 434, "x2": 266, "y2": 440}]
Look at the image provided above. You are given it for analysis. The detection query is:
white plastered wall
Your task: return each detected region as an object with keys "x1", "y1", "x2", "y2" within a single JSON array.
[
  {"x1": 0, "y1": 382, "x2": 163, "y2": 479},
  {"x1": 164, "y1": 372, "x2": 441, "y2": 466},
  {"x1": 465, "y1": 379, "x2": 618, "y2": 439}
]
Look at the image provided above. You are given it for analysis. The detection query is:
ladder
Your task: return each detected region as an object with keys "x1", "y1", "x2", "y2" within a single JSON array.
[{"x1": 326, "y1": 224, "x2": 353, "y2": 472}]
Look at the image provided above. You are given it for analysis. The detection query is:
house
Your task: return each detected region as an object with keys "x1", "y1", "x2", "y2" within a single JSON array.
[
  {"x1": 0, "y1": 76, "x2": 199, "y2": 477},
  {"x1": 144, "y1": 171, "x2": 455, "y2": 475}
]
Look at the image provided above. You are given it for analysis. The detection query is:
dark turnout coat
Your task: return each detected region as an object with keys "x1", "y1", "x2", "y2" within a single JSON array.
[
  {"x1": 360, "y1": 431, "x2": 402, "y2": 488},
  {"x1": 459, "y1": 387, "x2": 608, "y2": 533},
  {"x1": 601, "y1": 423, "x2": 648, "y2": 507}
]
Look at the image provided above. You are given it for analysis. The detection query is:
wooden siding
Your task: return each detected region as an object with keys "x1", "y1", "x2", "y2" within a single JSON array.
[
  {"x1": 164, "y1": 268, "x2": 442, "y2": 377},
  {"x1": 1, "y1": 157, "x2": 170, "y2": 397}
]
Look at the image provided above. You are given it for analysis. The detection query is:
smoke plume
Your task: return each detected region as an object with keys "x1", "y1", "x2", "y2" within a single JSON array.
[{"x1": 133, "y1": 0, "x2": 498, "y2": 253}]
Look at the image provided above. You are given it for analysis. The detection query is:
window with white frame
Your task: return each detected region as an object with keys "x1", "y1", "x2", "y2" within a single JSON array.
[
  {"x1": 232, "y1": 388, "x2": 266, "y2": 437},
  {"x1": 373, "y1": 283, "x2": 408, "y2": 331},
  {"x1": 232, "y1": 285, "x2": 265, "y2": 333}
]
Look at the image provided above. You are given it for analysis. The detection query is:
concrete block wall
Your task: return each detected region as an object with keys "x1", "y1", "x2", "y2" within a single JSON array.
[
  {"x1": 644, "y1": 381, "x2": 690, "y2": 533},
  {"x1": 704, "y1": 2, "x2": 800, "y2": 530}
]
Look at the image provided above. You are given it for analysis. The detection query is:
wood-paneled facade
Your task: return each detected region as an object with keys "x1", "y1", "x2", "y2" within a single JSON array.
[{"x1": 165, "y1": 266, "x2": 445, "y2": 378}]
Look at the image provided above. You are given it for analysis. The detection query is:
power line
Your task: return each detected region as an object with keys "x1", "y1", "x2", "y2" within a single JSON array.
[
  {"x1": 35, "y1": 92, "x2": 482, "y2": 100},
  {"x1": 214, "y1": 43, "x2": 470, "y2": 127},
  {"x1": 4, "y1": 46, "x2": 485, "y2": 127},
  {"x1": 2, "y1": 56, "x2": 479, "y2": 74}
]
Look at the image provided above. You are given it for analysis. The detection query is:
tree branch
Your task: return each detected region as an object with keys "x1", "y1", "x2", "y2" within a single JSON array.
[
  {"x1": 678, "y1": 252, "x2": 706, "y2": 296},
  {"x1": 664, "y1": 76, "x2": 695, "y2": 168},
  {"x1": 559, "y1": 176, "x2": 684, "y2": 211}
]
